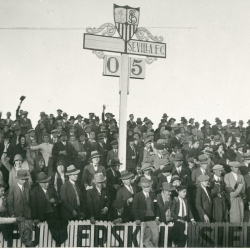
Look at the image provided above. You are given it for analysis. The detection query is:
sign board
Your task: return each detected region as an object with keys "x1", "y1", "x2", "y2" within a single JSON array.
[
  {"x1": 83, "y1": 34, "x2": 124, "y2": 53},
  {"x1": 127, "y1": 40, "x2": 166, "y2": 58},
  {"x1": 103, "y1": 55, "x2": 145, "y2": 79}
]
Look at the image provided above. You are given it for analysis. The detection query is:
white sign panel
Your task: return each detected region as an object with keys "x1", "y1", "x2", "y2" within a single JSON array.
[
  {"x1": 130, "y1": 57, "x2": 145, "y2": 79},
  {"x1": 83, "y1": 34, "x2": 125, "y2": 53},
  {"x1": 103, "y1": 55, "x2": 121, "y2": 77},
  {"x1": 127, "y1": 40, "x2": 166, "y2": 58}
]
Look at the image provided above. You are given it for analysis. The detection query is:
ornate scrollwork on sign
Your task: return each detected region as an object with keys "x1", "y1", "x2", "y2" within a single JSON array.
[
  {"x1": 92, "y1": 50, "x2": 105, "y2": 59},
  {"x1": 146, "y1": 57, "x2": 157, "y2": 64},
  {"x1": 86, "y1": 23, "x2": 116, "y2": 36},
  {"x1": 135, "y1": 27, "x2": 164, "y2": 42}
]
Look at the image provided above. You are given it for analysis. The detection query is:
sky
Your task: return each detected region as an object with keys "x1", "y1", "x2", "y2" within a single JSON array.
[{"x1": 1, "y1": 0, "x2": 250, "y2": 127}]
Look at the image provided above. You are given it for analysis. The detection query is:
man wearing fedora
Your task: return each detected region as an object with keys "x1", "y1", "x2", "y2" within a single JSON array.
[
  {"x1": 134, "y1": 118, "x2": 143, "y2": 136},
  {"x1": 60, "y1": 165, "x2": 85, "y2": 221},
  {"x1": 106, "y1": 159, "x2": 122, "y2": 205},
  {"x1": 150, "y1": 143, "x2": 169, "y2": 170},
  {"x1": 86, "y1": 173, "x2": 110, "y2": 224},
  {"x1": 157, "y1": 162, "x2": 174, "y2": 189},
  {"x1": 7, "y1": 169, "x2": 34, "y2": 247},
  {"x1": 81, "y1": 150, "x2": 106, "y2": 191},
  {"x1": 108, "y1": 199, "x2": 130, "y2": 224},
  {"x1": 74, "y1": 115, "x2": 84, "y2": 138},
  {"x1": 126, "y1": 137, "x2": 138, "y2": 174},
  {"x1": 133, "y1": 177, "x2": 159, "y2": 248},
  {"x1": 116, "y1": 170, "x2": 137, "y2": 221},
  {"x1": 106, "y1": 140, "x2": 118, "y2": 166}
]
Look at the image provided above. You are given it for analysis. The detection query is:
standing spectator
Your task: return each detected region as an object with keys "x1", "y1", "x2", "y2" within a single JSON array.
[
  {"x1": 10, "y1": 125, "x2": 22, "y2": 146},
  {"x1": 132, "y1": 177, "x2": 159, "y2": 248},
  {"x1": 87, "y1": 173, "x2": 110, "y2": 224},
  {"x1": 25, "y1": 129, "x2": 37, "y2": 146},
  {"x1": 224, "y1": 161, "x2": 245, "y2": 223},
  {"x1": 126, "y1": 138, "x2": 138, "y2": 174},
  {"x1": 196, "y1": 175, "x2": 212, "y2": 222},
  {"x1": 127, "y1": 114, "x2": 136, "y2": 129},
  {"x1": 20, "y1": 111, "x2": 32, "y2": 136},
  {"x1": 106, "y1": 159, "x2": 122, "y2": 206},
  {"x1": 60, "y1": 165, "x2": 85, "y2": 221},
  {"x1": 106, "y1": 140, "x2": 118, "y2": 166}
]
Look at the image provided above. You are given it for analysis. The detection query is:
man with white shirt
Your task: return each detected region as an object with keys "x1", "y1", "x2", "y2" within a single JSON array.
[
  {"x1": 171, "y1": 185, "x2": 196, "y2": 247},
  {"x1": 195, "y1": 175, "x2": 212, "y2": 222},
  {"x1": 49, "y1": 129, "x2": 60, "y2": 144},
  {"x1": 106, "y1": 140, "x2": 119, "y2": 166},
  {"x1": 5, "y1": 112, "x2": 13, "y2": 128},
  {"x1": 25, "y1": 128, "x2": 37, "y2": 146}
]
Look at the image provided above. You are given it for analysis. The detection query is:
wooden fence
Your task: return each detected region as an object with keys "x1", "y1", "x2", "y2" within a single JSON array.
[{"x1": 1, "y1": 221, "x2": 249, "y2": 247}]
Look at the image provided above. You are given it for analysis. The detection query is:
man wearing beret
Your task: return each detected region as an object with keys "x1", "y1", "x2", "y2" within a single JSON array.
[
  {"x1": 106, "y1": 140, "x2": 118, "y2": 166},
  {"x1": 195, "y1": 175, "x2": 212, "y2": 222},
  {"x1": 224, "y1": 162, "x2": 245, "y2": 223}
]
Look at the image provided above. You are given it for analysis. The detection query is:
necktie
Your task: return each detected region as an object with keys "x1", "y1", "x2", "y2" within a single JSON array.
[
  {"x1": 16, "y1": 136, "x2": 19, "y2": 145},
  {"x1": 71, "y1": 183, "x2": 80, "y2": 206},
  {"x1": 129, "y1": 186, "x2": 133, "y2": 194}
]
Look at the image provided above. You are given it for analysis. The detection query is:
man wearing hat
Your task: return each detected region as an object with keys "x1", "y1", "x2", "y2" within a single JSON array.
[
  {"x1": 10, "y1": 125, "x2": 22, "y2": 146},
  {"x1": 134, "y1": 118, "x2": 143, "y2": 136},
  {"x1": 7, "y1": 169, "x2": 34, "y2": 247},
  {"x1": 49, "y1": 129, "x2": 60, "y2": 144},
  {"x1": 212, "y1": 118, "x2": 223, "y2": 135},
  {"x1": 191, "y1": 122, "x2": 204, "y2": 139},
  {"x1": 96, "y1": 133, "x2": 108, "y2": 168},
  {"x1": 210, "y1": 165, "x2": 227, "y2": 222},
  {"x1": 5, "y1": 111, "x2": 14, "y2": 127},
  {"x1": 126, "y1": 137, "x2": 138, "y2": 174},
  {"x1": 236, "y1": 142, "x2": 245, "y2": 164},
  {"x1": 133, "y1": 177, "x2": 159, "y2": 248},
  {"x1": 25, "y1": 128, "x2": 37, "y2": 146},
  {"x1": 195, "y1": 175, "x2": 212, "y2": 222},
  {"x1": 60, "y1": 165, "x2": 85, "y2": 221},
  {"x1": 52, "y1": 131, "x2": 79, "y2": 166},
  {"x1": 157, "y1": 161, "x2": 173, "y2": 189},
  {"x1": 108, "y1": 199, "x2": 130, "y2": 224},
  {"x1": 150, "y1": 143, "x2": 169, "y2": 170},
  {"x1": 19, "y1": 111, "x2": 32, "y2": 136},
  {"x1": 116, "y1": 170, "x2": 137, "y2": 221},
  {"x1": 224, "y1": 162, "x2": 245, "y2": 223},
  {"x1": 102, "y1": 105, "x2": 114, "y2": 124},
  {"x1": 127, "y1": 114, "x2": 136, "y2": 129},
  {"x1": 202, "y1": 121, "x2": 213, "y2": 139},
  {"x1": 188, "y1": 139, "x2": 201, "y2": 162},
  {"x1": 106, "y1": 140, "x2": 118, "y2": 166},
  {"x1": 106, "y1": 159, "x2": 122, "y2": 205},
  {"x1": 223, "y1": 119, "x2": 232, "y2": 133},
  {"x1": 192, "y1": 155, "x2": 211, "y2": 186},
  {"x1": 171, "y1": 154, "x2": 189, "y2": 185},
  {"x1": 86, "y1": 173, "x2": 110, "y2": 224},
  {"x1": 155, "y1": 182, "x2": 174, "y2": 224},
  {"x1": 187, "y1": 118, "x2": 195, "y2": 133},
  {"x1": 74, "y1": 114, "x2": 84, "y2": 137},
  {"x1": 81, "y1": 151, "x2": 106, "y2": 191}
]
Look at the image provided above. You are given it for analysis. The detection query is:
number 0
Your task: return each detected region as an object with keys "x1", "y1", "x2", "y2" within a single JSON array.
[
  {"x1": 131, "y1": 59, "x2": 142, "y2": 76},
  {"x1": 107, "y1": 57, "x2": 119, "y2": 73}
]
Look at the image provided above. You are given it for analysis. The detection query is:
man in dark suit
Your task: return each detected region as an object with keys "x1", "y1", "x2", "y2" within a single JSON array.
[
  {"x1": 132, "y1": 177, "x2": 159, "y2": 248},
  {"x1": 7, "y1": 169, "x2": 33, "y2": 247},
  {"x1": 52, "y1": 131, "x2": 79, "y2": 166},
  {"x1": 19, "y1": 111, "x2": 32, "y2": 136},
  {"x1": 86, "y1": 173, "x2": 110, "y2": 224},
  {"x1": 96, "y1": 133, "x2": 108, "y2": 168},
  {"x1": 172, "y1": 153, "x2": 188, "y2": 185},
  {"x1": 10, "y1": 125, "x2": 23, "y2": 146},
  {"x1": 108, "y1": 199, "x2": 130, "y2": 224},
  {"x1": 126, "y1": 138, "x2": 138, "y2": 174},
  {"x1": 106, "y1": 140, "x2": 118, "y2": 166},
  {"x1": 116, "y1": 170, "x2": 137, "y2": 221},
  {"x1": 106, "y1": 158, "x2": 122, "y2": 205},
  {"x1": 127, "y1": 114, "x2": 136, "y2": 129},
  {"x1": 170, "y1": 128, "x2": 182, "y2": 148},
  {"x1": 170, "y1": 185, "x2": 196, "y2": 247},
  {"x1": 74, "y1": 114, "x2": 84, "y2": 138},
  {"x1": 60, "y1": 165, "x2": 85, "y2": 221},
  {"x1": 196, "y1": 175, "x2": 212, "y2": 222}
]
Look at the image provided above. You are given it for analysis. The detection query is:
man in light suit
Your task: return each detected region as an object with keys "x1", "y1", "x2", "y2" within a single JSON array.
[{"x1": 106, "y1": 140, "x2": 118, "y2": 166}]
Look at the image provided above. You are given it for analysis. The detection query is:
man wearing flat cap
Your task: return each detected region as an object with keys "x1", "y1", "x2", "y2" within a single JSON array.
[
  {"x1": 117, "y1": 170, "x2": 137, "y2": 220},
  {"x1": 86, "y1": 173, "x2": 110, "y2": 224},
  {"x1": 209, "y1": 165, "x2": 227, "y2": 222},
  {"x1": 60, "y1": 165, "x2": 85, "y2": 221},
  {"x1": 224, "y1": 162, "x2": 245, "y2": 223},
  {"x1": 195, "y1": 175, "x2": 212, "y2": 222},
  {"x1": 132, "y1": 177, "x2": 159, "y2": 247},
  {"x1": 25, "y1": 128, "x2": 37, "y2": 146}
]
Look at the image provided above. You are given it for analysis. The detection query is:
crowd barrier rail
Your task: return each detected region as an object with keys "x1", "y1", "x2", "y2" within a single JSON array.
[{"x1": 1, "y1": 220, "x2": 250, "y2": 247}]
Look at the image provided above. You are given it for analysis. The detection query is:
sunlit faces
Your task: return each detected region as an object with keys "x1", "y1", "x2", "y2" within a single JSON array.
[
  {"x1": 122, "y1": 178, "x2": 132, "y2": 186},
  {"x1": 89, "y1": 132, "x2": 95, "y2": 139},
  {"x1": 69, "y1": 174, "x2": 78, "y2": 182},
  {"x1": 43, "y1": 135, "x2": 49, "y2": 143},
  {"x1": 17, "y1": 178, "x2": 25, "y2": 186},
  {"x1": 39, "y1": 181, "x2": 49, "y2": 190},
  {"x1": 57, "y1": 164, "x2": 65, "y2": 173},
  {"x1": 92, "y1": 156, "x2": 100, "y2": 164},
  {"x1": 200, "y1": 163, "x2": 208, "y2": 170},
  {"x1": 193, "y1": 141, "x2": 199, "y2": 149},
  {"x1": 178, "y1": 188, "x2": 187, "y2": 199},
  {"x1": 14, "y1": 160, "x2": 22, "y2": 168},
  {"x1": 172, "y1": 180, "x2": 181, "y2": 187},
  {"x1": 38, "y1": 159, "x2": 45, "y2": 168},
  {"x1": 214, "y1": 169, "x2": 223, "y2": 177}
]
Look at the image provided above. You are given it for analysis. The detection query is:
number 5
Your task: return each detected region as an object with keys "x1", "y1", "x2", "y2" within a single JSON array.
[{"x1": 131, "y1": 59, "x2": 142, "y2": 76}]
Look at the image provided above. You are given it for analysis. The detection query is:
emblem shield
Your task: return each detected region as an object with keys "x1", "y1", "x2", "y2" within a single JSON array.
[{"x1": 114, "y1": 4, "x2": 140, "y2": 42}]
